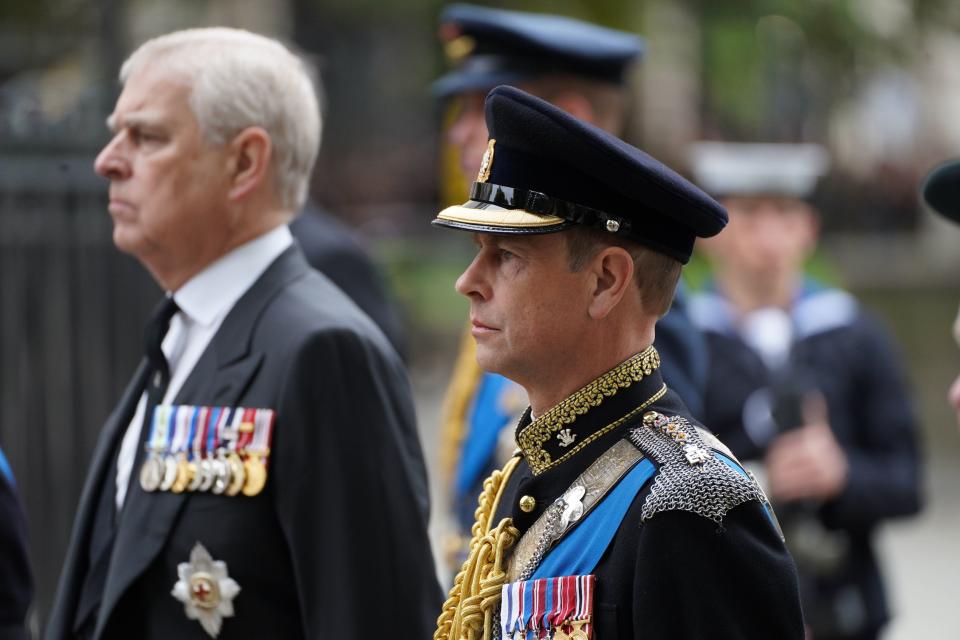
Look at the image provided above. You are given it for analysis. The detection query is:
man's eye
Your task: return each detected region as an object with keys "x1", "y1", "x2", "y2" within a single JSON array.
[{"x1": 131, "y1": 128, "x2": 161, "y2": 144}]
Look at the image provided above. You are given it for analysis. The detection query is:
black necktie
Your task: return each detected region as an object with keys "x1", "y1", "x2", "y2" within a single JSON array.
[
  {"x1": 130, "y1": 296, "x2": 181, "y2": 490},
  {"x1": 74, "y1": 296, "x2": 179, "y2": 635},
  {"x1": 143, "y1": 296, "x2": 180, "y2": 400}
]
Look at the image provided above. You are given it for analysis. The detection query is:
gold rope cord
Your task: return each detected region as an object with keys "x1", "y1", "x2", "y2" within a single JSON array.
[{"x1": 435, "y1": 455, "x2": 521, "y2": 640}]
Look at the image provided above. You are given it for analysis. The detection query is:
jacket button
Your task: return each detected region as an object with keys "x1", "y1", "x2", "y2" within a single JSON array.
[{"x1": 519, "y1": 495, "x2": 536, "y2": 513}]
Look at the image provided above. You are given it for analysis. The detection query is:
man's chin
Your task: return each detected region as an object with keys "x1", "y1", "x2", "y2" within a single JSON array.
[
  {"x1": 474, "y1": 347, "x2": 505, "y2": 377},
  {"x1": 111, "y1": 226, "x2": 145, "y2": 257}
]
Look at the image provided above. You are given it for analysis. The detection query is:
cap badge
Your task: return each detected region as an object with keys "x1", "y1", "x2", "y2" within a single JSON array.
[
  {"x1": 171, "y1": 543, "x2": 241, "y2": 638},
  {"x1": 442, "y1": 33, "x2": 475, "y2": 62},
  {"x1": 477, "y1": 139, "x2": 496, "y2": 183}
]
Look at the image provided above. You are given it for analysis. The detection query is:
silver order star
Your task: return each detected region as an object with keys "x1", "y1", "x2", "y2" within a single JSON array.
[
  {"x1": 559, "y1": 484, "x2": 586, "y2": 528},
  {"x1": 171, "y1": 542, "x2": 241, "y2": 638}
]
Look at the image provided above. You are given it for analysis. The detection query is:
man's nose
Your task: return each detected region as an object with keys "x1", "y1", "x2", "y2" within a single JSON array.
[
  {"x1": 455, "y1": 253, "x2": 491, "y2": 301},
  {"x1": 94, "y1": 135, "x2": 131, "y2": 180}
]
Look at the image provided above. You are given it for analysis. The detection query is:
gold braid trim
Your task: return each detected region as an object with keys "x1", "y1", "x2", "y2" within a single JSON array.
[
  {"x1": 435, "y1": 456, "x2": 521, "y2": 640},
  {"x1": 518, "y1": 346, "x2": 661, "y2": 474},
  {"x1": 438, "y1": 326, "x2": 484, "y2": 483}
]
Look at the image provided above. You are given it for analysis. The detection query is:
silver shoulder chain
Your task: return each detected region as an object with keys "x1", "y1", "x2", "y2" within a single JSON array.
[
  {"x1": 515, "y1": 501, "x2": 565, "y2": 582},
  {"x1": 629, "y1": 412, "x2": 765, "y2": 525}
]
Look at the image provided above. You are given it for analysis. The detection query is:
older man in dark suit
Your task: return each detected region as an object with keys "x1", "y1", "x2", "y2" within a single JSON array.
[{"x1": 47, "y1": 27, "x2": 439, "y2": 640}]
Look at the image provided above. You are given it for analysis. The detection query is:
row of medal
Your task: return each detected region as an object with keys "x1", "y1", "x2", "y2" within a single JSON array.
[
  {"x1": 500, "y1": 574, "x2": 595, "y2": 640},
  {"x1": 139, "y1": 404, "x2": 275, "y2": 497}
]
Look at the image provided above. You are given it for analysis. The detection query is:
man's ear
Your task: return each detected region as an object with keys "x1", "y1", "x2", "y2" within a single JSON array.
[
  {"x1": 587, "y1": 246, "x2": 634, "y2": 320},
  {"x1": 227, "y1": 126, "x2": 272, "y2": 202}
]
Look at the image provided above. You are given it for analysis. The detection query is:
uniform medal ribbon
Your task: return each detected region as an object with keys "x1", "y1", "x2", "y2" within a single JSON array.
[
  {"x1": 186, "y1": 406, "x2": 209, "y2": 492},
  {"x1": 500, "y1": 575, "x2": 595, "y2": 639},
  {"x1": 139, "y1": 404, "x2": 171, "y2": 492},
  {"x1": 169, "y1": 406, "x2": 196, "y2": 493},
  {"x1": 160, "y1": 406, "x2": 188, "y2": 491},
  {"x1": 241, "y1": 408, "x2": 274, "y2": 496},
  {"x1": 211, "y1": 407, "x2": 239, "y2": 494}
]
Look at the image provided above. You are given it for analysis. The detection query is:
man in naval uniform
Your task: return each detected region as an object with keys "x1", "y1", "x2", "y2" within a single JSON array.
[
  {"x1": 432, "y1": 85, "x2": 803, "y2": 639},
  {"x1": 47, "y1": 28, "x2": 440, "y2": 639},
  {"x1": 921, "y1": 159, "x2": 960, "y2": 429},
  {"x1": 433, "y1": 4, "x2": 710, "y2": 565},
  {"x1": 688, "y1": 142, "x2": 922, "y2": 640}
]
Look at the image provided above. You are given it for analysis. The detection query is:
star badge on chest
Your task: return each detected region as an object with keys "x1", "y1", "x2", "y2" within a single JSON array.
[{"x1": 171, "y1": 542, "x2": 241, "y2": 638}]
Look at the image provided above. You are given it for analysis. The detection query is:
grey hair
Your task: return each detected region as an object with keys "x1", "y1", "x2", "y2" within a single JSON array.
[{"x1": 120, "y1": 27, "x2": 321, "y2": 211}]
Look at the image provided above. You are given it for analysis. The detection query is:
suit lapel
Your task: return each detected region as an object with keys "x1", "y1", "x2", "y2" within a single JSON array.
[
  {"x1": 48, "y1": 360, "x2": 150, "y2": 637},
  {"x1": 95, "y1": 246, "x2": 311, "y2": 633}
]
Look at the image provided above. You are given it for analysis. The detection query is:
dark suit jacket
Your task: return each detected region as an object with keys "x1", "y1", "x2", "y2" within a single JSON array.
[
  {"x1": 47, "y1": 246, "x2": 441, "y2": 639},
  {"x1": 0, "y1": 454, "x2": 32, "y2": 640},
  {"x1": 290, "y1": 203, "x2": 407, "y2": 360}
]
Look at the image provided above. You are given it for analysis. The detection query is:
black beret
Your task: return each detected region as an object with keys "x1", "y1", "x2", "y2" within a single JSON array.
[
  {"x1": 433, "y1": 3, "x2": 644, "y2": 99},
  {"x1": 921, "y1": 159, "x2": 960, "y2": 224},
  {"x1": 433, "y1": 86, "x2": 728, "y2": 264}
]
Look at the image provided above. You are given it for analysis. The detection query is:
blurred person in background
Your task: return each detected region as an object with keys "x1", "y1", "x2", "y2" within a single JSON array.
[
  {"x1": 287, "y1": 55, "x2": 407, "y2": 360},
  {"x1": 921, "y1": 159, "x2": 960, "y2": 429},
  {"x1": 689, "y1": 142, "x2": 923, "y2": 640},
  {"x1": 47, "y1": 27, "x2": 439, "y2": 639},
  {"x1": 0, "y1": 445, "x2": 32, "y2": 640},
  {"x1": 291, "y1": 202, "x2": 407, "y2": 359},
  {"x1": 433, "y1": 85, "x2": 803, "y2": 640},
  {"x1": 433, "y1": 3, "x2": 710, "y2": 571}
]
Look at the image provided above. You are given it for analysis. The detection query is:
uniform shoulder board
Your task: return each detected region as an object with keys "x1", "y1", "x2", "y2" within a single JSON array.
[{"x1": 628, "y1": 411, "x2": 765, "y2": 525}]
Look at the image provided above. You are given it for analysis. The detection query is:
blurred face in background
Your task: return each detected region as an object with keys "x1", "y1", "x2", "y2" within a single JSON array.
[
  {"x1": 446, "y1": 91, "x2": 489, "y2": 180},
  {"x1": 703, "y1": 195, "x2": 818, "y2": 285},
  {"x1": 446, "y1": 84, "x2": 602, "y2": 185}
]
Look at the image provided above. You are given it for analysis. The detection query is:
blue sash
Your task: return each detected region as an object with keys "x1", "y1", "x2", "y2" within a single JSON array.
[
  {"x1": 456, "y1": 373, "x2": 520, "y2": 495},
  {"x1": 530, "y1": 449, "x2": 768, "y2": 578},
  {"x1": 0, "y1": 446, "x2": 14, "y2": 486},
  {"x1": 532, "y1": 458, "x2": 656, "y2": 579}
]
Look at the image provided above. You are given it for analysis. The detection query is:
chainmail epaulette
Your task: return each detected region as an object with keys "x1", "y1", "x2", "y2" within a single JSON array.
[{"x1": 628, "y1": 411, "x2": 765, "y2": 525}]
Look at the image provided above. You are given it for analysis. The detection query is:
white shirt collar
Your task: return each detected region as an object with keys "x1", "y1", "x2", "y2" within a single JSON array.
[{"x1": 171, "y1": 225, "x2": 293, "y2": 327}]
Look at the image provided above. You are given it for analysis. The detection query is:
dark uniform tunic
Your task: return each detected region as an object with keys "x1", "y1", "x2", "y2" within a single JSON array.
[
  {"x1": 489, "y1": 350, "x2": 804, "y2": 639},
  {"x1": 691, "y1": 282, "x2": 922, "y2": 639}
]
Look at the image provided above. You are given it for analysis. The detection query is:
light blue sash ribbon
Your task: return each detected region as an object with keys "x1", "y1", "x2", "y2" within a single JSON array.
[{"x1": 532, "y1": 458, "x2": 656, "y2": 579}]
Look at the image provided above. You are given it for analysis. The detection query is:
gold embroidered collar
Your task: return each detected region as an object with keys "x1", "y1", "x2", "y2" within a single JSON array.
[{"x1": 517, "y1": 346, "x2": 665, "y2": 475}]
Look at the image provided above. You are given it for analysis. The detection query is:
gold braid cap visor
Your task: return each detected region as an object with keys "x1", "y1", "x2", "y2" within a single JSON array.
[
  {"x1": 435, "y1": 201, "x2": 566, "y2": 231},
  {"x1": 433, "y1": 182, "x2": 585, "y2": 234}
]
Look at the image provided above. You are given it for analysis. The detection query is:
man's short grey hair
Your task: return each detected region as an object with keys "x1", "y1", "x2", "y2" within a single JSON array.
[{"x1": 121, "y1": 27, "x2": 321, "y2": 211}]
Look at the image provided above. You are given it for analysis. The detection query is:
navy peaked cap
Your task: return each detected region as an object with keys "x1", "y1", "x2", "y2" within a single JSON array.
[
  {"x1": 921, "y1": 159, "x2": 960, "y2": 224},
  {"x1": 433, "y1": 3, "x2": 644, "y2": 98},
  {"x1": 433, "y1": 86, "x2": 728, "y2": 264}
]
